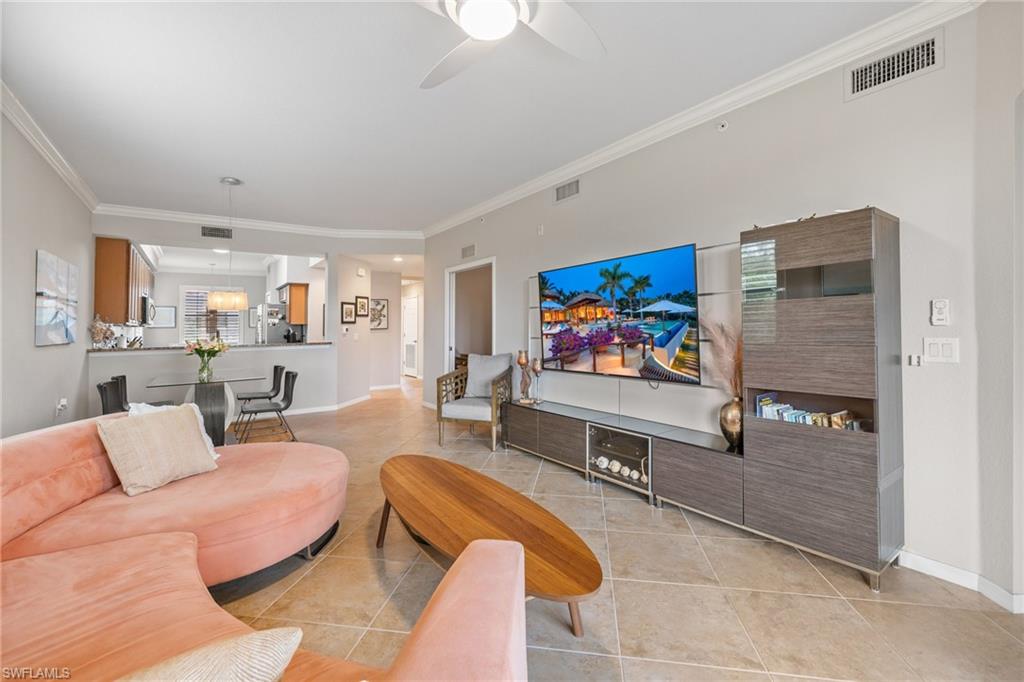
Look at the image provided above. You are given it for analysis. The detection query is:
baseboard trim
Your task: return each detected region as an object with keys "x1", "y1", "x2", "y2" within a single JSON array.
[
  {"x1": 369, "y1": 384, "x2": 402, "y2": 390},
  {"x1": 899, "y1": 550, "x2": 1023, "y2": 613},
  {"x1": 284, "y1": 404, "x2": 343, "y2": 416},
  {"x1": 421, "y1": 400, "x2": 436, "y2": 411},
  {"x1": 281, "y1": 394, "x2": 372, "y2": 416},
  {"x1": 336, "y1": 394, "x2": 372, "y2": 410}
]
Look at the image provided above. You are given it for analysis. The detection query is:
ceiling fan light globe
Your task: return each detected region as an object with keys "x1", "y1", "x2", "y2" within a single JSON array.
[{"x1": 458, "y1": 0, "x2": 517, "y2": 41}]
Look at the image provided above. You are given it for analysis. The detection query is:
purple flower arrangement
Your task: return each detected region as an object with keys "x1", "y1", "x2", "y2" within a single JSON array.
[
  {"x1": 586, "y1": 328, "x2": 615, "y2": 349},
  {"x1": 619, "y1": 325, "x2": 646, "y2": 344},
  {"x1": 549, "y1": 329, "x2": 588, "y2": 357}
]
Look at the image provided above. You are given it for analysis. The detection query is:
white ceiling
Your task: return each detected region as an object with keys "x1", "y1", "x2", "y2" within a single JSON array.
[
  {"x1": 3, "y1": 2, "x2": 910, "y2": 234},
  {"x1": 359, "y1": 254, "x2": 425, "y2": 278},
  {"x1": 149, "y1": 245, "x2": 276, "y2": 276}
]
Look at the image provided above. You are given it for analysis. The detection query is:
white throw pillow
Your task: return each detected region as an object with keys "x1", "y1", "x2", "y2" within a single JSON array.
[
  {"x1": 129, "y1": 402, "x2": 219, "y2": 460},
  {"x1": 119, "y1": 627, "x2": 302, "y2": 682},
  {"x1": 97, "y1": 405, "x2": 218, "y2": 496},
  {"x1": 466, "y1": 353, "x2": 512, "y2": 398}
]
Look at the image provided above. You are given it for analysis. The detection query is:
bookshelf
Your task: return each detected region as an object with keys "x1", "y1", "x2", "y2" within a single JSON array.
[{"x1": 740, "y1": 208, "x2": 903, "y2": 586}]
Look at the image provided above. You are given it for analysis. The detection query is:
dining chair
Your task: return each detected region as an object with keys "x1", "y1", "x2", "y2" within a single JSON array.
[
  {"x1": 235, "y1": 365, "x2": 285, "y2": 403},
  {"x1": 111, "y1": 375, "x2": 172, "y2": 411},
  {"x1": 236, "y1": 371, "x2": 298, "y2": 443},
  {"x1": 232, "y1": 365, "x2": 285, "y2": 435},
  {"x1": 96, "y1": 380, "x2": 124, "y2": 415}
]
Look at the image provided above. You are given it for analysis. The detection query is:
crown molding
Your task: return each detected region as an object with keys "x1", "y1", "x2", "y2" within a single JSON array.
[
  {"x1": 421, "y1": 0, "x2": 983, "y2": 238},
  {"x1": 94, "y1": 203, "x2": 424, "y2": 241},
  {"x1": 2, "y1": 82, "x2": 99, "y2": 210},
  {"x1": 3, "y1": 80, "x2": 422, "y2": 241}
]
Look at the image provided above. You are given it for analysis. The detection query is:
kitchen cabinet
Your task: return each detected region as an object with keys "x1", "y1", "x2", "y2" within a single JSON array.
[
  {"x1": 277, "y1": 283, "x2": 308, "y2": 325},
  {"x1": 94, "y1": 237, "x2": 154, "y2": 326}
]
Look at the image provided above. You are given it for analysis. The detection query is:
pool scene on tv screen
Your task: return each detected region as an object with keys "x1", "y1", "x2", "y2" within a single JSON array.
[{"x1": 539, "y1": 244, "x2": 700, "y2": 384}]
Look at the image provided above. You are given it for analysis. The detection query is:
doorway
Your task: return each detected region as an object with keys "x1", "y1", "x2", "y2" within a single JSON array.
[
  {"x1": 443, "y1": 258, "x2": 495, "y2": 371},
  {"x1": 402, "y1": 295, "x2": 419, "y2": 377}
]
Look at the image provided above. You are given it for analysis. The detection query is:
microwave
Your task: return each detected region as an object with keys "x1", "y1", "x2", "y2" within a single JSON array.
[{"x1": 141, "y1": 296, "x2": 155, "y2": 326}]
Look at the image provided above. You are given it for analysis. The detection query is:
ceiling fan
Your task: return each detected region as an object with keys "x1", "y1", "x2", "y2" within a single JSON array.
[{"x1": 416, "y1": 0, "x2": 605, "y2": 88}]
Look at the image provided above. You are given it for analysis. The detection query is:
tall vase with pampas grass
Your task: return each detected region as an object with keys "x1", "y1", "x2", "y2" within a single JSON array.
[{"x1": 701, "y1": 321, "x2": 744, "y2": 449}]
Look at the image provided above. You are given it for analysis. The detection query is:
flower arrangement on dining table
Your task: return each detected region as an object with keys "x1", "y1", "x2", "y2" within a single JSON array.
[{"x1": 185, "y1": 338, "x2": 229, "y2": 382}]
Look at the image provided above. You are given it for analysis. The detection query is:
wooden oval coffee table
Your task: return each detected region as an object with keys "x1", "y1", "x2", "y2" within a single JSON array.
[{"x1": 377, "y1": 454, "x2": 603, "y2": 637}]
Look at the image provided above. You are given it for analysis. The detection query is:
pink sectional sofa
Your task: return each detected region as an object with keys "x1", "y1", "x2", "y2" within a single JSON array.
[
  {"x1": 1, "y1": 415, "x2": 348, "y2": 585},
  {"x1": 0, "y1": 416, "x2": 528, "y2": 680}
]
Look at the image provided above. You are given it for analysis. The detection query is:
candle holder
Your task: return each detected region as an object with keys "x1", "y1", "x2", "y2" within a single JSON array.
[
  {"x1": 516, "y1": 350, "x2": 534, "y2": 404},
  {"x1": 531, "y1": 357, "x2": 544, "y2": 404}
]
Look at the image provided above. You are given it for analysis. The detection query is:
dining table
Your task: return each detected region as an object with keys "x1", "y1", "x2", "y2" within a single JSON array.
[{"x1": 146, "y1": 368, "x2": 264, "y2": 446}]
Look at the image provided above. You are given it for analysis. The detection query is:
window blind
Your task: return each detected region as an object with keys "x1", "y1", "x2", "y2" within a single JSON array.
[{"x1": 183, "y1": 289, "x2": 241, "y2": 344}]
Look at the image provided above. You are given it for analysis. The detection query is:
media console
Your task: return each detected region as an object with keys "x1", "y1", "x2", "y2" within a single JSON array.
[{"x1": 502, "y1": 400, "x2": 743, "y2": 524}]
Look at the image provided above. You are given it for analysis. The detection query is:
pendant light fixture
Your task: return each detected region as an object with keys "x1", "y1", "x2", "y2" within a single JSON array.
[{"x1": 207, "y1": 177, "x2": 249, "y2": 312}]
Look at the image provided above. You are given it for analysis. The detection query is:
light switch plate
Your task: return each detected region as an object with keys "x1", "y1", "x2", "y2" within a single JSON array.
[
  {"x1": 930, "y1": 298, "x2": 951, "y2": 326},
  {"x1": 923, "y1": 337, "x2": 959, "y2": 363}
]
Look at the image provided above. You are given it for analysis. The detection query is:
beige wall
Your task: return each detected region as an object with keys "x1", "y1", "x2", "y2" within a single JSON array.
[
  {"x1": 454, "y1": 264, "x2": 492, "y2": 356},
  {"x1": 335, "y1": 254, "x2": 372, "y2": 406},
  {"x1": 2, "y1": 117, "x2": 94, "y2": 436},
  {"x1": 424, "y1": 5, "x2": 1023, "y2": 600},
  {"x1": 369, "y1": 271, "x2": 402, "y2": 387},
  {"x1": 306, "y1": 264, "x2": 327, "y2": 342}
]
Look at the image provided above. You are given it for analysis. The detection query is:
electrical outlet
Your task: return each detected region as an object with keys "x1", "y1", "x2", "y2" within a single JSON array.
[
  {"x1": 923, "y1": 337, "x2": 959, "y2": 363},
  {"x1": 55, "y1": 397, "x2": 68, "y2": 418},
  {"x1": 537, "y1": 224, "x2": 545, "y2": 236}
]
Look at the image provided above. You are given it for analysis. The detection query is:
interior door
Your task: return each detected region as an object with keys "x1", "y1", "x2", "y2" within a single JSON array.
[{"x1": 402, "y1": 296, "x2": 419, "y2": 377}]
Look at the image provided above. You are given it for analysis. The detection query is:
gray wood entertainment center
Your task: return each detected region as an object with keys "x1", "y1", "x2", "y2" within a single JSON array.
[{"x1": 504, "y1": 208, "x2": 903, "y2": 589}]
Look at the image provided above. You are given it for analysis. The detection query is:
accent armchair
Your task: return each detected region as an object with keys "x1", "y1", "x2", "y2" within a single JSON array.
[{"x1": 437, "y1": 353, "x2": 513, "y2": 451}]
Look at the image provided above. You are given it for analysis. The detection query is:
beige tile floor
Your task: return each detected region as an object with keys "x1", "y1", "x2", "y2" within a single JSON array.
[{"x1": 211, "y1": 379, "x2": 1024, "y2": 681}]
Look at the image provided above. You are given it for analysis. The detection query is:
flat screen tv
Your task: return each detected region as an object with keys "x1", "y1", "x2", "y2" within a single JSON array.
[{"x1": 539, "y1": 243, "x2": 700, "y2": 385}]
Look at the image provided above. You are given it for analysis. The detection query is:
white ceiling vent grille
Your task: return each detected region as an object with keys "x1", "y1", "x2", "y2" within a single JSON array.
[
  {"x1": 554, "y1": 178, "x2": 580, "y2": 203},
  {"x1": 201, "y1": 225, "x2": 233, "y2": 239},
  {"x1": 845, "y1": 31, "x2": 943, "y2": 101},
  {"x1": 461, "y1": 244, "x2": 476, "y2": 259}
]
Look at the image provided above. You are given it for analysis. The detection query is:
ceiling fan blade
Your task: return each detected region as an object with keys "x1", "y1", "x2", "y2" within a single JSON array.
[
  {"x1": 413, "y1": 0, "x2": 446, "y2": 17},
  {"x1": 526, "y1": 0, "x2": 605, "y2": 61},
  {"x1": 420, "y1": 38, "x2": 497, "y2": 89}
]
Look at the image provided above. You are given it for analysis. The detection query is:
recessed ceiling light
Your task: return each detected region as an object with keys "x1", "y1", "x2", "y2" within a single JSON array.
[
  {"x1": 213, "y1": 248, "x2": 230, "y2": 254},
  {"x1": 219, "y1": 176, "x2": 243, "y2": 186},
  {"x1": 393, "y1": 256, "x2": 404, "y2": 262}
]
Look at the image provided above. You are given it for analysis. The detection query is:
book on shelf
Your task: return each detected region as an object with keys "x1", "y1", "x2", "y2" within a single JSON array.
[
  {"x1": 755, "y1": 391, "x2": 778, "y2": 418},
  {"x1": 755, "y1": 398, "x2": 861, "y2": 430},
  {"x1": 830, "y1": 410, "x2": 851, "y2": 429}
]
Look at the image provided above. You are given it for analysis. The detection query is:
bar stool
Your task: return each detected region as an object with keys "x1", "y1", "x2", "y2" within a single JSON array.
[{"x1": 237, "y1": 371, "x2": 298, "y2": 443}]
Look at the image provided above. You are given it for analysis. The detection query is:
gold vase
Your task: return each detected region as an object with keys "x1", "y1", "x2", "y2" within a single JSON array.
[{"x1": 719, "y1": 397, "x2": 743, "y2": 449}]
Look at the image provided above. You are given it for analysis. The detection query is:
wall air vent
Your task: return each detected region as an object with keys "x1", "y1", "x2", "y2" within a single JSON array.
[
  {"x1": 845, "y1": 31, "x2": 942, "y2": 101},
  {"x1": 461, "y1": 244, "x2": 476, "y2": 259},
  {"x1": 554, "y1": 178, "x2": 580, "y2": 203},
  {"x1": 201, "y1": 225, "x2": 233, "y2": 239}
]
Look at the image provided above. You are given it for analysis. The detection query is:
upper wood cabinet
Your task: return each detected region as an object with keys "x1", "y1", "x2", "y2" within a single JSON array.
[
  {"x1": 94, "y1": 237, "x2": 154, "y2": 326},
  {"x1": 278, "y1": 283, "x2": 309, "y2": 325}
]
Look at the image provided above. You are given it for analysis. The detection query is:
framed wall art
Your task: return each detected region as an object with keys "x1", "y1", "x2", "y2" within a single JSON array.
[{"x1": 370, "y1": 298, "x2": 389, "y2": 330}]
